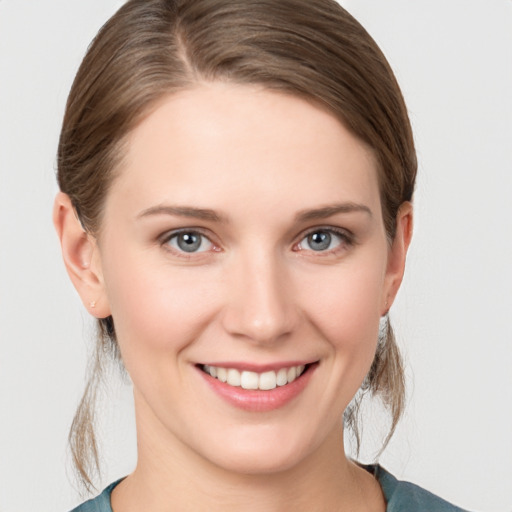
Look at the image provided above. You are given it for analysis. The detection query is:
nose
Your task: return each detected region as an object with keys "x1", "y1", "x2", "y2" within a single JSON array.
[{"x1": 221, "y1": 250, "x2": 298, "y2": 345}]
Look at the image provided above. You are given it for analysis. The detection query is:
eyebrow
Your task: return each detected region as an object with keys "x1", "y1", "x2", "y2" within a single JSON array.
[
  {"x1": 137, "y1": 205, "x2": 226, "y2": 222},
  {"x1": 137, "y1": 202, "x2": 372, "y2": 223},
  {"x1": 294, "y1": 202, "x2": 373, "y2": 222}
]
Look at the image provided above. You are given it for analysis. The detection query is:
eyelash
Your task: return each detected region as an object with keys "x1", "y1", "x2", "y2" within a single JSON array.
[
  {"x1": 293, "y1": 227, "x2": 355, "y2": 255},
  {"x1": 159, "y1": 228, "x2": 219, "y2": 259},
  {"x1": 159, "y1": 226, "x2": 355, "y2": 258}
]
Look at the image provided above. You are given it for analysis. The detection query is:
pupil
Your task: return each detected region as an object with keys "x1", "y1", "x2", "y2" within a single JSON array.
[
  {"x1": 178, "y1": 233, "x2": 201, "y2": 252},
  {"x1": 308, "y1": 231, "x2": 331, "y2": 251}
]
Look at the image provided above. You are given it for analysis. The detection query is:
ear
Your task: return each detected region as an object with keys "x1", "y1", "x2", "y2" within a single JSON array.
[
  {"x1": 53, "y1": 192, "x2": 111, "y2": 318},
  {"x1": 381, "y1": 201, "x2": 413, "y2": 315}
]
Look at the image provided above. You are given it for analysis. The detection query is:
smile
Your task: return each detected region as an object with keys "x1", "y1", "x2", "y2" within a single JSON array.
[{"x1": 201, "y1": 364, "x2": 307, "y2": 390}]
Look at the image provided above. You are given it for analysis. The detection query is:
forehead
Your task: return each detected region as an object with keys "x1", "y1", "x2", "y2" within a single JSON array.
[{"x1": 108, "y1": 83, "x2": 380, "y2": 219}]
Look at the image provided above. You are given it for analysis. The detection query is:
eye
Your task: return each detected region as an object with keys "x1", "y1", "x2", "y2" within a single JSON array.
[
  {"x1": 296, "y1": 228, "x2": 350, "y2": 252},
  {"x1": 165, "y1": 231, "x2": 214, "y2": 253}
]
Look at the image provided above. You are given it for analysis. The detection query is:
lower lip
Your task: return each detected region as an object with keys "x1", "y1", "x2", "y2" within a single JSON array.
[{"x1": 197, "y1": 364, "x2": 317, "y2": 412}]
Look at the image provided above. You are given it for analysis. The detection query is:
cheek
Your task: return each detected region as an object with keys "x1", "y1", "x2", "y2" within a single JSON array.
[
  {"x1": 296, "y1": 254, "x2": 386, "y2": 390},
  {"x1": 102, "y1": 254, "x2": 221, "y2": 361},
  {"x1": 302, "y1": 262, "x2": 385, "y2": 341}
]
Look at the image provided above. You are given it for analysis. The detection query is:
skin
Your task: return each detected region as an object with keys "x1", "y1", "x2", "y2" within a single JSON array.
[{"x1": 54, "y1": 82, "x2": 412, "y2": 511}]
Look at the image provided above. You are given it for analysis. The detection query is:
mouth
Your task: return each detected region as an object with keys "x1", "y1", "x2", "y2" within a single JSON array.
[
  {"x1": 199, "y1": 363, "x2": 311, "y2": 391},
  {"x1": 197, "y1": 361, "x2": 318, "y2": 412}
]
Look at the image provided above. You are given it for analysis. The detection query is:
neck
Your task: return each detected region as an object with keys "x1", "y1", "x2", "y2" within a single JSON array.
[{"x1": 111, "y1": 399, "x2": 384, "y2": 512}]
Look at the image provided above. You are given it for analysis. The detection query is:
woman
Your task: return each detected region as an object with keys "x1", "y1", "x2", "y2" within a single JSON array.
[{"x1": 53, "y1": 0, "x2": 469, "y2": 510}]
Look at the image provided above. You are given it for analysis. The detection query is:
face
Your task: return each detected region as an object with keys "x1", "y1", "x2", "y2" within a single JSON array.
[{"x1": 88, "y1": 83, "x2": 408, "y2": 474}]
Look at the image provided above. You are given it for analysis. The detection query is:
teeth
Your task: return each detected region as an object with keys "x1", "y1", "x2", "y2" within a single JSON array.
[
  {"x1": 217, "y1": 367, "x2": 227, "y2": 382},
  {"x1": 258, "y1": 371, "x2": 277, "y2": 390},
  {"x1": 276, "y1": 368, "x2": 288, "y2": 386},
  {"x1": 227, "y1": 368, "x2": 241, "y2": 387},
  {"x1": 203, "y1": 364, "x2": 307, "y2": 390},
  {"x1": 241, "y1": 371, "x2": 259, "y2": 390}
]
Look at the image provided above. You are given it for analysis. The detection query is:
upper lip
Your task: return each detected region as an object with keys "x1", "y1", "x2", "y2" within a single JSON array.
[{"x1": 197, "y1": 361, "x2": 317, "y2": 372}]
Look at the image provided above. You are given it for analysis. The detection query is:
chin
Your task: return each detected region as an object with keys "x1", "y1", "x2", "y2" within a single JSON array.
[
  {"x1": 196, "y1": 424, "x2": 321, "y2": 476},
  {"x1": 210, "y1": 448, "x2": 305, "y2": 476}
]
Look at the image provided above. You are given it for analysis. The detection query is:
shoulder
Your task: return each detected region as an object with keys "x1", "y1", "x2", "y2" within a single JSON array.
[
  {"x1": 367, "y1": 465, "x2": 472, "y2": 512},
  {"x1": 68, "y1": 480, "x2": 121, "y2": 512}
]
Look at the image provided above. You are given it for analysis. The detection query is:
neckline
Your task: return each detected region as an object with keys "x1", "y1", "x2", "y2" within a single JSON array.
[{"x1": 99, "y1": 465, "x2": 394, "y2": 511}]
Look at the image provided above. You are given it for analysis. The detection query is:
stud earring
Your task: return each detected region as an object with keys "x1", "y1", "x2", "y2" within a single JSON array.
[{"x1": 90, "y1": 300, "x2": 96, "y2": 309}]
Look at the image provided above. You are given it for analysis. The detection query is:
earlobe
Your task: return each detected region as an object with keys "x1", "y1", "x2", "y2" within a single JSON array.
[
  {"x1": 53, "y1": 192, "x2": 111, "y2": 318},
  {"x1": 382, "y1": 201, "x2": 413, "y2": 314}
]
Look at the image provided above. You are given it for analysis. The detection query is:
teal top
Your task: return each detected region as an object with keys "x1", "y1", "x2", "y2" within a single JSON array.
[{"x1": 70, "y1": 465, "x2": 470, "y2": 511}]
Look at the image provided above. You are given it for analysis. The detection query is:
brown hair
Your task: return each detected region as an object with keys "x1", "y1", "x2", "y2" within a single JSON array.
[{"x1": 57, "y1": 0, "x2": 416, "y2": 492}]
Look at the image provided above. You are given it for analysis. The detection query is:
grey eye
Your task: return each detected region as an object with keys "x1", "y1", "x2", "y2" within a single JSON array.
[
  {"x1": 307, "y1": 231, "x2": 332, "y2": 251},
  {"x1": 168, "y1": 232, "x2": 212, "y2": 253},
  {"x1": 297, "y1": 229, "x2": 345, "y2": 252}
]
